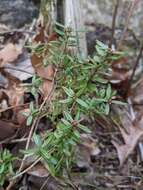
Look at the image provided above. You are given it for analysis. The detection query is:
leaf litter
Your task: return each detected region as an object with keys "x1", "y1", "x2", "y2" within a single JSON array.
[{"x1": 0, "y1": 2, "x2": 143, "y2": 190}]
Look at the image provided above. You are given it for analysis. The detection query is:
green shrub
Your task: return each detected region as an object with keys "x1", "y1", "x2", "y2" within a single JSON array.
[{"x1": 24, "y1": 23, "x2": 125, "y2": 177}]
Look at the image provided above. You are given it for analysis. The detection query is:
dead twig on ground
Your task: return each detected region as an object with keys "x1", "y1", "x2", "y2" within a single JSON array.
[{"x1": 6, "y1": 68, "x2": 57, "y2": 190}]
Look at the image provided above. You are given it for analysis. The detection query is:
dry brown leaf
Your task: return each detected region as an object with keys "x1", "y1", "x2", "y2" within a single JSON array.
[
  {"x1": 0, "y1": 120, "x2": 18, "y2": 141},
  {"x1": 131, "y1": 76, "x2": 143, "y2": 104},
  {"x1": 111, "y1": 57, "x2": 128, "y2": 65},
  {"x1": 0, "y1": 69, "x2": 25, "y2": 107},
  {"x1": 5, "y1": 58, "x2": 34, "y2": 81},
  {"x1": 3, "y1": 84, "x2": 24, "y2": 107},
  {"x1": 77, "y1": 134, "x2": 100, "y2": 168},
  {"x1": 112, "y1": 111, "x2": 143, "y2": 166},
  {"x1": 41, "y1": 80, "x2": 53, "y2": 98},
  {"x1": 16, "y1": 108, "x2": 30, "y2": 125},
  {"x1": 27, "y1": 163, "x2": 49, "y2": 177},
  {"x1": 111, "y1": 68, "x2": 129, "y2": 82},
  {"x1": 31, "y1": 27, "x2": 56, "y2": 98},
  {"x1": 0, "y1": 43, "x2": 22, "y2": 66},
  {"x1": 31, "y1": 53, "x2": 55, "y2": 97}
]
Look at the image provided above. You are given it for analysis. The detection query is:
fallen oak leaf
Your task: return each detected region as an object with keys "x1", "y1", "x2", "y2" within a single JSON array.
[
  {"x1": 16, "y1": 108, "x2": 30, "y2": 126},
  {"x1": 27, "y1": 163, "x2": 49, "y2": 177},
  {"x1": 0, "y1": 69, "x2": 25, "y2": 107},
  {"x1": 31, "y1": 27, "x2": 56, "y2": 98},
  {"x1": 4, "y1": 57, "x2": 34, "y2": 81},
  {"x1": 0, "y1": 120, "x2": 18, "y2": 142},
  {"x1": 0, "y1": 43, "x2": 22, "y2": 66},
  {"x1": 111, "y1": 67, "x2": 129, "y2": 82},
  {"x1": 111, "y1": 56, "x2": 128, "y2": 66},
  {"x1": 112, "y1": 110, "x2": 143, "y2": 166},
  {"x1": 3, "y1": 85, "x2": 24, "y2": 107},
  {"x1": 31, "y1": 52, "x2": 55, "y2": 98}
]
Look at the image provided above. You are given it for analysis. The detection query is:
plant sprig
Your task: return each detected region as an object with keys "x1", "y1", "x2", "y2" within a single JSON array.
[{"x1": 23, "y1": 23, "x2": 125, "y2": 177}]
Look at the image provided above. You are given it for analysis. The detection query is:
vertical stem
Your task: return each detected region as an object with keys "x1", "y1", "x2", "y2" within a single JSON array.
[
  {"x1": 40, "y1": 0, "x2": 57, "y2": 33},
  {"x1": 125, "y1": 42, "x2": 143, "y2": 96},
  {"x1": 109, "y1": 0, "x2": 119, "y2": 48},
  {"x1": 64, "y1": 0, "x2": 87, "y2": 57},
  {"x1": 117, "y1": 0, "x2": 139, "y2": 50}
]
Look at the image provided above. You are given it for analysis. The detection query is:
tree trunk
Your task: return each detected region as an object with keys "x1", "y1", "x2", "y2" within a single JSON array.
[{"x1": 64, "y1": 0, "x2": 87, "y2": 57}]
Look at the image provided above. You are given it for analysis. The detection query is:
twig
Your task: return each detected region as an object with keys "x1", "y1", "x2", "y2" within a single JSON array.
[
  {"x1": 125, "y1": 42, "x2": 143, "y2": 96},
  {"x1": 0, "y1": 132, "x2": 18, "y2": 145},
  {"x1": 18, "y1": 67, "x2": 57, "y2": 172},
  {"x1": 0, "y1": 103, "x2": 29, "y2": 113},
  {"x1": 3, "y1": 66, "x2": 34, "y2": 76},
  {"x1": 40, "y1": 175, "x2": 50, "y2": 190},
  {"x1": 0, "y1": 29, "x2": 35, "y2": 36},
  {"x1": 6, "y1": 81, "x2": 56, "y2": 190},
  {"x1": 117, "y1": 0, "x2": 139, "y2": 50},
  {"x1": 109, "y1": 0, "x2": 120, "y2": 48},
  {"x1": 18, "y1": 87, "x2": 54, "y2": 171},
  {"x1": 12, "y1": 157, "x2": 41, "y2": 179},
  {"x1": 10, "y1": 138, "x2": 28, "y2": 143},
  {"x1": 6, "y1": 158, "x2": 41, "y2": 190}
]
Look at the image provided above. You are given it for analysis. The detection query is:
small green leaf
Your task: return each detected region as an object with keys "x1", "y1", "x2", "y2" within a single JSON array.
[
  {"x1": 61, "y1": 119, "x2": 71, "y2": 126},
  {"x1": 54, "y1": 130, "x2": 63, "y2": 139},
  {"x1": 63, "y1": 111, "x2": 73, "y2": 122},
  {"x1": 54, "y1": 28, "x2": 65, "y2": 36},
  {"x1": 94, "y1": 98, "x2": 106, "y2": 103},
  {"x1": 105, "y1": 104, "x2": 110, "y2": 115},
  {"x1": 33, "y1": 133, "x2": 42, "y2": 146},
  {"x1": 76, "y1": 98, "x2": 89, "y2": 108},
  {"x1": 59, "y1": 98, "x2": 73, "y2": 104},
  {"x1": 21, "y1": 148, "x2": 36, "y2": 157},
  {"x1": 106, "y1": 84, "x2": 112, "y2": 99},
  {"x1": 96, "y1": 46, "x2": 107, "y2": 56},
  {"x1": 112, "y1": 100, "x2": 127, "y2": 105},
  {"x1": 63, "y1": 87, "x2": 74, "y2": 97},
  {"x1": 50, "y1": 157, "x2": 58, "y2": 165},
  {"x1": 31, "y1": 87, "x2": 37, "y2": 96},
  {"x1": 78, "y1": 124, "x2": 91, "y2": 133},
  {"x1": 29, "y1": 102, "x2": 34, "y2": 112},
  {"x1": 22, "y1": 111, "x2": 29, "y2": 117},
  {"x1": 93, "y1": 77, "x2": 108, "y2": 84},
  {"x1": 27, "y1": 115, "x2": 33, "y2": 126},
  {"x1": 0, "y1": 164, "x2": 5, "y2": 174},
  {"x1": 73, "y1": 130, "x2": 80, "y2": 140},
  {"x1": 93, "y1": 55, "x2": 100, "y2": 63},
  {"x1": 55, "y1": 22, "x2": 65, "y2": 29},
  {"x1": 75, "y1": 110, "x2": 80, "y2": 120},
  {"x1": 96, "y1": 40, "x2": 108, "y2": 50},
  {"x1": 40, "y1": 148, "x2": 50, "y2": 161}
]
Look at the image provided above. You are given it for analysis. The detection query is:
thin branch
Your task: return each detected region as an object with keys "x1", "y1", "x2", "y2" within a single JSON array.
[
  {"x1": 125, "y1": 42, "x2": 143, "y2": 96},
  {"x1": 6, "y1": 79, "x2": 56, "y2": 190},
  {"x1": 0, "y1": 29, "x2": 35, "y2": 36},
  {"x1": 109, "y1": 0, "x2": 120, "y2": 48},
  {"x1": 117, "y1": 0, "x2": 139, "y2": 50},
  {"x1": 18, "y1": 68, "x2": 57, "y2": 172},
  {"x1": 12, "y1": 157, "x2": 42, "y2": 179},
  {"x1": 0, "y1": 103, "x2": 29, "y2": 113},
  {"x1": 40, "y1": 176, "x2": 50, "y2": 190},
  {"x1": 3, "y1": 66, "x2": 34, "y2": 75}
]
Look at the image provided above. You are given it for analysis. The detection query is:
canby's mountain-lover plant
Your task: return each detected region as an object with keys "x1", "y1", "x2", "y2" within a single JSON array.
[
  {"x1": 23, "y1": 23, "x2": 125, "y2": 176},
  {"x1": 0, "y1": 23, "x2": 125, "y2": 185}
]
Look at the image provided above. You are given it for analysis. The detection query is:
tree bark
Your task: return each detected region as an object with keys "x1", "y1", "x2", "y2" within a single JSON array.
[{"x1": 64, "y1": 0, "x2": 87, "y2": 57}]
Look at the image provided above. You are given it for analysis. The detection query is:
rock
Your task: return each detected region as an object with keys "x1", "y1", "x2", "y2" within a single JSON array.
[{"x1": 0, "y1": 0, "x2": 38, "y2": 28}]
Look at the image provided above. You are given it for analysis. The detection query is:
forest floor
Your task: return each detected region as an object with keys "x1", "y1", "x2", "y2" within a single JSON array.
[{"x1": 0, "y1": 1, "x2": 143, "y2": 190}]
